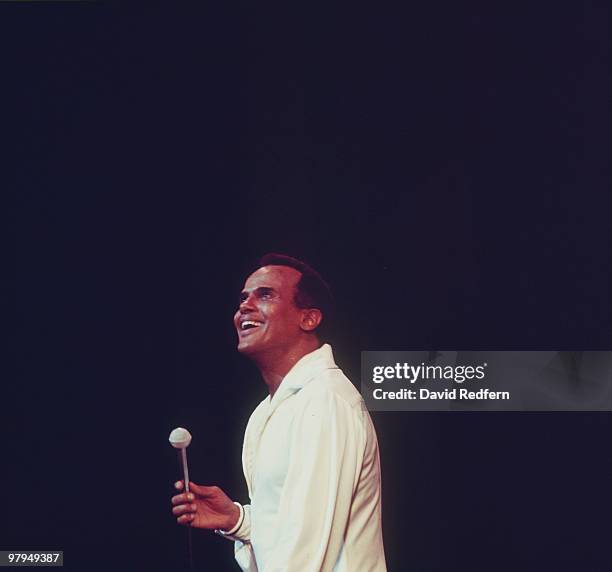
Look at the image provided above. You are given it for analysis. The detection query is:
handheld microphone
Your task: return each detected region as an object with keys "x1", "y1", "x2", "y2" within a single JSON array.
[
  {"x1": 169, "y1": 427, "x2": 192, "y2": 492},
  {"x1": 169, "y1": 427, "x2": 194, "y2": 572}
]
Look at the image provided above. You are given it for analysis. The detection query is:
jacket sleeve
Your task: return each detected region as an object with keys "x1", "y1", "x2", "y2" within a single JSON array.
[
  {"x1": 228, "y1": 402, "x2": 263, "y2": 571},
  {"x1": 264, "y1": 391, "x2": 364, "y2": 572},
  {"x1": 232, "y1": 505, "x2": 257, "y2": 572},
  {"x1": 216, "y1": 503, "x2": 257, "y2": 571}
]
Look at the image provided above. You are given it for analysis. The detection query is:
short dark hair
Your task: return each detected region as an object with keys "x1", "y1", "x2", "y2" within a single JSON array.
[{"x1": 258, "y1": 253, "x2": 334, "y2": 341}]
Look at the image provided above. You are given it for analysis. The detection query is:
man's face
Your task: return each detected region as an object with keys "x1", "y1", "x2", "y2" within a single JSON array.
[{"x1": 234, "y1": 265, "x2": 305, "y2": 356}]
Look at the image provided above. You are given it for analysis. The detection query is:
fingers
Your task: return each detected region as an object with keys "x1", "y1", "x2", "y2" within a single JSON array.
[
  {"x1": 171, "y1": 484, "x2": 197, "y2": 526},
  {"x1": 172, "y1": 500, "x2": 198, "y2": 526},
  {"x1": 171, "y1": 492, "x2": 195, "y2": 505},
  {"x1": 174, "y1": 480, "x2": 205, "y2": 494},
  {"x1": 172, "y1": 502, "x2": 198, "y2": 517},
  {"x1": 177, "y1": 512, "x2": 195, "y2": 525}
]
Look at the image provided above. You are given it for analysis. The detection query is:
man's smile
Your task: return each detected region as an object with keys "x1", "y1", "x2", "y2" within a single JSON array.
[{"x1": 238, "y1": 319, "x2": 264, "y2": 335}]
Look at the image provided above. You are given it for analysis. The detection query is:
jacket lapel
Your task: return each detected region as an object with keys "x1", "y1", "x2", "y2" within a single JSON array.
[{"x1": 243, "y1": 344, "x2": 339, "y2": 495}]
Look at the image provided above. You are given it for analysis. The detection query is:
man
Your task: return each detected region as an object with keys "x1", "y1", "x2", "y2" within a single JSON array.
[{"x1": 171, "y1": 253, "x2": 386, "y2": 571}]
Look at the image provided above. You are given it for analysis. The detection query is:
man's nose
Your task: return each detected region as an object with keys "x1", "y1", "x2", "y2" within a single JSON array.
[{"x1": 239, "y1": 294, "x2": 255, "y2": 312}]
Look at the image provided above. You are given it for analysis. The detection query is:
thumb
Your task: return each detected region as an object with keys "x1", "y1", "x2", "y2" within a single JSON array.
[
  {"x1": 186, "y1": 481, "x2": 209, "y2": 495},
  {"x1": 174, "y1": 479, "x2": 204, "y2": 492}
]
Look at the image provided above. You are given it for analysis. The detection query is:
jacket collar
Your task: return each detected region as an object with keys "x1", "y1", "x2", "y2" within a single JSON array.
[{"x1": 269, "y1": 343, "x2": 338, "y2": 409}]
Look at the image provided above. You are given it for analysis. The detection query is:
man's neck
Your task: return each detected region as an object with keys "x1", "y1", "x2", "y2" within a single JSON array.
[{"x1": 253, "y1": 338, "x2": 321, "y2": 398}]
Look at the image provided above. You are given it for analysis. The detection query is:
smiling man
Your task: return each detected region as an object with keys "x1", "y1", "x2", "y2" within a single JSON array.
[{"x1": 171, "y1": 253, "x2": 387, "y2": 571}]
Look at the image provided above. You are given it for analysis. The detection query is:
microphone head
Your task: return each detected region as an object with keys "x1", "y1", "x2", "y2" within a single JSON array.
[{"x1": 169, "y1": 427, "x2": 192, "y2": 449}]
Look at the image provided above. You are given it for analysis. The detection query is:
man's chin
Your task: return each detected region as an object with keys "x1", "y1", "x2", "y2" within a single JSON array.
[{"x1": 237, "y1": 340, "x2": 258, "y2": 355}]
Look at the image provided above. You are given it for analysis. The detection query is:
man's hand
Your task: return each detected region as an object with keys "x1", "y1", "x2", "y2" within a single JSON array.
[{"x1": 171, "y1": 480, "x2": 240, "y2": 531}]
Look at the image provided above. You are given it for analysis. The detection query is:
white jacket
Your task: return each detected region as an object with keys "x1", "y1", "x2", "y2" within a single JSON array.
[{"x1": 225, "y1": 344, "x2": 387, "y2": 572}]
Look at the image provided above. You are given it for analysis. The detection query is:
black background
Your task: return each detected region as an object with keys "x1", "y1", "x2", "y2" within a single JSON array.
[{"x1": 4, "y1": 3, "x2": 612, "y2": 571}]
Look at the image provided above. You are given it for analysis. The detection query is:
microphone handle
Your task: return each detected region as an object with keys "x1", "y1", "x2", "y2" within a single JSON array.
[{"x1": 180, "y1": 448, "x2": 190, "y2": 492}]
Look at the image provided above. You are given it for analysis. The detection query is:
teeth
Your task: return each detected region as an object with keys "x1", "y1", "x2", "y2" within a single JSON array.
[{"x1": 241, "y1": 320, "x2": 262, "y2": 330}]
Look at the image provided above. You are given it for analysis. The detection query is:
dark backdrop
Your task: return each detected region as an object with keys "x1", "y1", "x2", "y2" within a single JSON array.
[{"x1": 5, "y1": 4, "x2": 612, "y2": 571}]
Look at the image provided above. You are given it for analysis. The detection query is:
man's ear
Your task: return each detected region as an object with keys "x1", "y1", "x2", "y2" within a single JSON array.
[{"x1": 300, "y1": 309, "x2": 322, "y2": 332}]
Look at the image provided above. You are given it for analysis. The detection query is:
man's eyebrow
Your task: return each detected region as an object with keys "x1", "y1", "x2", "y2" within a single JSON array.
[{"x1": 239, "y1": 286, "x2": 277, "y2": 300}]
